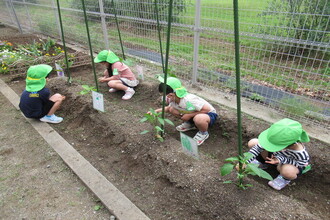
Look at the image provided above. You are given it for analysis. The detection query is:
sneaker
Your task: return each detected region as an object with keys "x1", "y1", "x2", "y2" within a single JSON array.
[
  {"x1": 109, "y1": 88, "x2": 117, "y2": 93},
  {"x1": 268, "y1": 175, "x2": 291, "y2": 190},
  {"x1": 193, "y1": 131, "x2": 209, "y2": 145},
  {"x1": 122, "y1": 88, "x2": 135, "y2": 100},
  {"x1": 250, "y1": 159, "x2": 269, "y2": 170},
  {"x1": 40, "y1": 114, "x2": 63, "y2": 124},
  {"x1": 176, "y1": 122, "x2": 196, "y2": 132}
]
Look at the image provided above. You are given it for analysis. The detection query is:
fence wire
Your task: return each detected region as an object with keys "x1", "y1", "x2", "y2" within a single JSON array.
[{"x1": 0, "y1": 0, "x2": 329, "y2": 127}]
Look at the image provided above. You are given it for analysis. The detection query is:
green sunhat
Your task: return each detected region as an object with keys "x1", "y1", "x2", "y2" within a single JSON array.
[
  {"x1": 26, "y1": 64, "x2": 52, "y2": 92},
  {"x1": 94, "y1": 50, "x2": 120, "y2": 64},
  {"x1": 158, "y1": 76, "x2": 187, "y2": 98},
  {"x1": 258, "y1": 118, "x2": 310, "y2": 152}
]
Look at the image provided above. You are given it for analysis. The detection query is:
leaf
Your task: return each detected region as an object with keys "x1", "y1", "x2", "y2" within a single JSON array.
[
  {"x1": 302, "y1": 164, "x2": 312, "y2": 174},
  {"x1": 246, "y1": 163, "x2": 261, "y2": 176},
  {"x1": 140, "y1": 130, "x2": 149, "y2": 134},
  {"x1": 155, "y1": 126, "x2": 163, "y2": 132},
  {"x1": 257, "y1": 169, "x2": 273, "y2": 181},
  {"x1": 157, "y1": 117, "x2": 165, "y2": 126},
  {"x1": 223, "y1": 180, "x2": 233, "y2": 184},
  {"x1": 164, "y1": 118, "x2": 175, "y2": 126},
  {"x1": 82, "y1": 85, "x2": 89, "y2": 89},
  {"x1": 220, "y1": 163, "x2": 234, "y2": 176},
  {"x1": 94, "y1": 205, "x2": 102, "y2": 211},
  {"x1": 80, "y1": 90, "x2": 88, "y2": 95},
  {"x1": 243, "y1": 152, "x2": 254, "y2": 161},
  {"x1": 224, "y1": 156, "x2": 239, "y2": 162},
  {"x1": 140, "y1": 117, "x2": 148, "y2": 123}
]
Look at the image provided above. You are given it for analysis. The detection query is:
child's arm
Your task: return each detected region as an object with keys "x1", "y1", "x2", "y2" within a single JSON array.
[
  {"x1": 181, "y1": 104, "x2": 211, "y2": 121},
  {"x1": 246, "y1": 144, "x2": 264, "y2": 163},
  {"x1": 270, "y1": 153, "x2": 309, "y2": 167},
  {"x1": 155, "y1": 107, "x2": 170, "y2": 113}
]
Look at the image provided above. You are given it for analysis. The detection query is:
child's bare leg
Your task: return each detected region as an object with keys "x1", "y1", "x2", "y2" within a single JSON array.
[
  {"x1": 193, "y1": 113, "x2": 210, "y2": 132},
  {"x1": 248, "y1": 138, "x2": 259, "y2": 148},
  {"x1": 278, "y1": 164, "x2": 299, "y2": 180},
  {"x1": 48, "y1": 93, "x2": 65, "y2": 116},
  {"x1": 108, "y1": 80, "x2": 128, "y2": 91}
]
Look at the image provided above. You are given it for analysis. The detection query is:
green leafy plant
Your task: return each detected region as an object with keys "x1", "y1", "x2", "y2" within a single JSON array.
[
  {"x1": 140, "y1": 108, "x2": 174, "y2": 142},
  {"x1": 249, "y1": 93, "x2": 265, "y2": 102},
  {"x1": 220, "y1": 152, "x2": 273, "y2": 189},
  {"x1": 79, "y1": 85, "x2": 97, "y2": 95},
  {"x1": 41, "y1": 37, "x2": 56, "y2": 52}
]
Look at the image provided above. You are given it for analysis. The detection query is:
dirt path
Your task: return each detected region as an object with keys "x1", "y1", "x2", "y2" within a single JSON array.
[{"x1": 0, "y1": 93, "x2": 111, "y2": 219}]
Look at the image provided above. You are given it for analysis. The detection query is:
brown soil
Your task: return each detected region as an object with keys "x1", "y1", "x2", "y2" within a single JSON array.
[{"x1": 1, "y1": 27, "x2": 330, "y2": 220}]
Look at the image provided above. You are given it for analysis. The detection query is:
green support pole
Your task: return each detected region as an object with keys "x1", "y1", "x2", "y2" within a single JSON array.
[
  {"x1": 233, "y1": 0, "x2": 243, "y2": 185},
  {"x1": 111, "y1": 0, "x2": 126, "y2": 60},
  {"x1": 80, "y1": 0, "x2": 99, "y2": 92},
  {"x1": 154, "y1": 0, "x2": 165, "y2": 73},
  {"x1": 56, "y1": 0, "x2": 71, "y2": 84},
  {"x1": 161, "y1": 0, "x2": 174, "y2": 137}
]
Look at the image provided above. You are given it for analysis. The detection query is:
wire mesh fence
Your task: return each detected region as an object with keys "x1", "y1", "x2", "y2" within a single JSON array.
[{"x1": 0, "y1": 0, "x2": 329, "y2": 127}]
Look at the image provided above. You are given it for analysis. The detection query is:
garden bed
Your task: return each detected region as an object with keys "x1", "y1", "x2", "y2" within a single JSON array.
[{"x1": 1, "y1": 27, "x2": 330, "y2": 219}]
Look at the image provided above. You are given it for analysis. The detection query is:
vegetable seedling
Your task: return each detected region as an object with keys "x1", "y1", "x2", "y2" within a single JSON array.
[
  {"x1": 140, "y1": 108, "x2": 174, "y2": 142},
  {"x1": 220, "y1": 152, "x2": 273, "y2": 189}
]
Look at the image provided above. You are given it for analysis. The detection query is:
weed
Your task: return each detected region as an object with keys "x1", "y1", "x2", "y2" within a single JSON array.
[
  {"x1": 279, "y1": 97, "x2": 323, "y2": 118},
  {"x1": 249, "y1": 93, "x2": 265, "y2": 102},
  {"x1": 94, "y1": 204, "x2": 104, "y2": 211},
  {"x1": 140, "y1": 108, "x2": 174, "y2": 142},
  {"x1": 79, "y1": 85, "x2": 97, "y2": 95},
  {"x1": 220, "y1": 152, "x2": 273, "y2": 189}
]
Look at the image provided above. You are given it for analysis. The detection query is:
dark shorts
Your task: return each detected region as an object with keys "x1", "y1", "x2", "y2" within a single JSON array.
[
  {"x1": 207, "y1": 112, "x2": 218, "y2": 126},
  {"x1": 188, "y1": 112, "x2": 218, "y2": 126},
  {"x1": 256, "y1": 153, "x2": 306, "y2": 175},
  {"x1": 41, "y1": 99, "x2": 55, "y2": 118}
]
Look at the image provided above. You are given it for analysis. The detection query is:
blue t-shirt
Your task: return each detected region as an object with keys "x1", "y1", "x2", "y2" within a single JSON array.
[{"x1": 19, "y1": 88, "x2": 51, "y2": 118}]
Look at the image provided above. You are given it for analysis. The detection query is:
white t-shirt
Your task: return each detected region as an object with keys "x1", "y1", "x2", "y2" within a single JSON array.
[{"x1": 169, "y1": 93, "x2": 216, "y2": 114}]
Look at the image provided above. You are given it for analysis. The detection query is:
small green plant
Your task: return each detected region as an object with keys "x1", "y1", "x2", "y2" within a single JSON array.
[
  {"x1": 249, "y1": 93, "x2": 265, "y2": 102},
  {"x1": 93, "y1": 205, "x2": 103, "y2": 211},
  {"x1": 140, "y1": 108, "x2": 174, "y2": 142},
  {"x1": 220, "y1": 152, "x2": 273, "y2": 189},
  {"x1": 41, "y1": 37, "x2": 56, "y2": 52},
  {"x1": 79, "y1": 85, "x2": 96, "y2": 95}
]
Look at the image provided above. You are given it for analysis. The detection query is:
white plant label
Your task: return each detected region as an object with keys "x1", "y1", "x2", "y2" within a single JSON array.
[
  {"x1": 92, "y1": 91, "x2": 104, "y2": 112},
  {"x1": 180, "y1": 132, "x2": 199, "y2": 159},
  {"x1": 55, "y1": 63, "x2": 65, "y2": 77}
]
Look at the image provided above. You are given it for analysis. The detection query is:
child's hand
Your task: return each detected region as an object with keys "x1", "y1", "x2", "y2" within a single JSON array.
[
  {"x1": 265, "y1": 155, "x2": 279, "y2": 164},
  {"x1": 98, "y1": 77, "x2": 106, "y2": 82},
  {"x1": 147, "y1": 111, "x2": 152, "y2": 115},
  {"x1": 61, "y1": 95, "x2": 66, "y2": 101}
]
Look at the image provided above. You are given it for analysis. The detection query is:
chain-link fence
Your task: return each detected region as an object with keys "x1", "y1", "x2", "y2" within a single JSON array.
[{"x1": 1, "y1": 0, "x2": 329, "y2": 127}]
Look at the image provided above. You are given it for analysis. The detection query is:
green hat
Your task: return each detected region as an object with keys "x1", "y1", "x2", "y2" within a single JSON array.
[
  {"x1": 26, "y1": 64, "x2": 52, "y2": 92},
  {"x1": 94, "y1": 50, "x2": 120, "y2": 63},
  {"x1": 258, "y1": 118, "x2": 310, "y2": 152},
  {"x1": 158, "y1": 76, "x2": 187, "y2": 98}
]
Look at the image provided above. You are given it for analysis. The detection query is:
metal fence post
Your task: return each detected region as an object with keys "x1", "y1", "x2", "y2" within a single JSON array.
[
  {"x1": 51, "y1": 0, "x2": 63, "y2": 39},
  {"x1": 22, "y1": 0, "x2": 33, "y2": 30},
  {"x1": 98, "y1": 0, "x2": 110, "y2": 49},
  {"x1": 9, "y1": 0, "x2": 23, "y2": 33},
  {"x1": 4, "y1": 0, "x2": 15, "y2": 25},
  {"x1": 192, "y1": 0, "x2": 201, "y2": 84}
]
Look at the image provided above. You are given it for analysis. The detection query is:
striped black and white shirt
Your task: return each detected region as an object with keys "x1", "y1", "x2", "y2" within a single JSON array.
[{"x1": 248, "y1": 144, "x2": 310, "y2": 168}]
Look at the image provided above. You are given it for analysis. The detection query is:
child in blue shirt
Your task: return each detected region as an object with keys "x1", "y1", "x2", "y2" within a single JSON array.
[{"x1": 19, "y1": 64, "x2": 65, "y2": 123}]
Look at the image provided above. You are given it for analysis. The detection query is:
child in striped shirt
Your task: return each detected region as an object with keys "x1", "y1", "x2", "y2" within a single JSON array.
[{"x1": 246, "y1": 118, "x2": 310, "y2": 190}]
